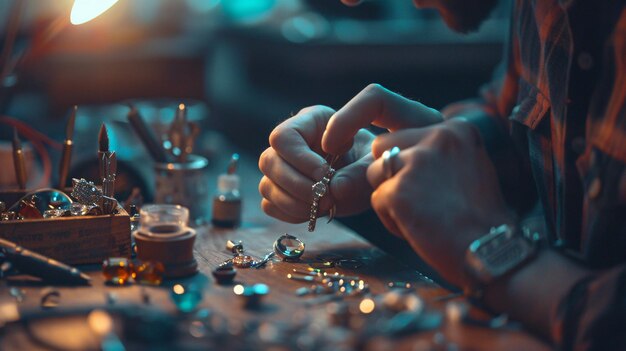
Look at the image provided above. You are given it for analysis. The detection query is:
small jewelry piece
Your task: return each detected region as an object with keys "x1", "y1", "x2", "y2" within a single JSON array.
[
  {"x1": 232, "y1": 255, "x2": 255, "y2": 268},
  {"x1": 308, "y1": 164, "x2": 336, "y2": 232},
  {"x1": 251, "y1": 251, "x2": 275, "y2": 269},
  {"x1": 382, "y1": 146, "x2": 400, "y2": 180},
  {"x1": 71, "y1": 178, "x2": 103, "y2": 206},
  {"x1": 226, "y1": 240, "x2": 244, "y2": 255},
  {"x1": 273, "y1": 233, "x2": 305, "y2": 260},
  {"x1": 309, "y1": 261, "x2": 334, "y2": 269}
]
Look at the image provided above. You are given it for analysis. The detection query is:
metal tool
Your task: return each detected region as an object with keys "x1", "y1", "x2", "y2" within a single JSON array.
[
  {"x1": 0, "y1": 237, "x2": 91, "y2": 285},
  {"x1": 97, "y1": 124, "x2": 117, "y2": 214},
  {"x1": 11, "y1": 127, "x2": 26, "y2": 190},
  {"x1": 165, "y1": 103, "x2": 200, "y2": 163},
  {"x1": 98, "y1": 123, "x2": 110, "y2": 182},
  {"x1": 101, "y1": 152, "x2": 117, "y2": 214},
  {"x1": 126, "y1": 106, "x2": 168, "y2": 163},
  {"x1": 57, "y1": 105, "x2": 77, "y2": 189}
]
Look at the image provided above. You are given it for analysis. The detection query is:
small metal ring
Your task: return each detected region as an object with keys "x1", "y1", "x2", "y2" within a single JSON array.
[
  {"x1": 382, "y1": 146, "x2": 400, "y2": 180},
  {"x1": 273, "y1": 233, "x2": 305, "y2": 260}
]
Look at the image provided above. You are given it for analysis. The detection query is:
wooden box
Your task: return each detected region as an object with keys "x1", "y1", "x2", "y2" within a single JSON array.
[{"x1": 0, "y1": 189, "x2": 131, "y2": 265}]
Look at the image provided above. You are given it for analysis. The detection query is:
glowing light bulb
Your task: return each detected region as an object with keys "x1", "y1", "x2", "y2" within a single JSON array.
[{"x1": 70, "y1": 0, "x2": 119, "y2": 25}]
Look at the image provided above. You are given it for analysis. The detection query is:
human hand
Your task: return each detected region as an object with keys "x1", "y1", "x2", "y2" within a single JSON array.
[
  {"x1": 321, "y1": 84, "x2": 443, "y2": 156},
  {"x1": 259, "y1": 105, "x2": 375, "y2": 223},
  {"x1": 366, "y1": 119, "x2": 516, "y2": 288}
]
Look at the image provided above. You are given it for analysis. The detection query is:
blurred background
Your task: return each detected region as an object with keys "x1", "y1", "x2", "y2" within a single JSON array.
[{"x1": 0, "y1": 0, "x2": 510, "y2": 202}]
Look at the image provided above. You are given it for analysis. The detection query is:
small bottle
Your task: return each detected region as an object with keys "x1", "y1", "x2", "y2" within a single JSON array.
[{"x1": 212, "y1": 154, "x2": 242, "y2": 227}]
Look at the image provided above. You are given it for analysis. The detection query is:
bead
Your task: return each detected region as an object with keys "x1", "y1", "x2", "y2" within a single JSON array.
[
  {"x1": 102, "y1": 257, "x2": 133, "y2": 285},
  {"x1": 212, "y1": 265, "x2": 237, "y2": 285},
  {"x1": 133, "y1": 260, "x2": 165, "y2": 285}
]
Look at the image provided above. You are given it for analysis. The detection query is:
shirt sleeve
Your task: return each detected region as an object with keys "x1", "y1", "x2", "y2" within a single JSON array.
[
  {"x1": 552, "y1": 265, "x2": 626, "y2": 351},
  {"x1": 441, "y1": 6, "x2": 536, "y2": 213}
]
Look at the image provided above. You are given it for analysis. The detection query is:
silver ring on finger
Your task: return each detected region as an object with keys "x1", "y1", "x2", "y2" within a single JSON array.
[{"x1": 382, "y1": 146, "x2": 400, "y2": 180}]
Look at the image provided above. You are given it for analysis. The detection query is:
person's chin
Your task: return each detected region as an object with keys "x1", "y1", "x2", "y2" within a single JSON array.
[{"x1": 440, "y1": 11, "x2": 483, "y2": 33}]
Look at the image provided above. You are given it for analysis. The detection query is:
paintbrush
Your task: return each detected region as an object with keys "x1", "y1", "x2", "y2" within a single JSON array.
[
  {"x1": 11, "y1": 127, "x2": 26, "y2": 190},
  {"x1": 57, "y1": 105, "x2": 77, "y2": 189}
]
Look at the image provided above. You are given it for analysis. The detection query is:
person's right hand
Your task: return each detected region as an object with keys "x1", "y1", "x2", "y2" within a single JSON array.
[{"x1": 259, "y1": 105, "x2": 375, "y2": 223}]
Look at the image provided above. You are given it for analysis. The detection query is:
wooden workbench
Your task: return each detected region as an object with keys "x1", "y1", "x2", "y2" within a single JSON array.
[{"x1": 0, "y1": 152, "x2": 551, "y2": 350}]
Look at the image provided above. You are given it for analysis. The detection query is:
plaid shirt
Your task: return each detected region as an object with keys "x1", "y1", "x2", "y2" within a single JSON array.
[{"x1": 443, "y1": 0, "x2": 626, "y2": 349}]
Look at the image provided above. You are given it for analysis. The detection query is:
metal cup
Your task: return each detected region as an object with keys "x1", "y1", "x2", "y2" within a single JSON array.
[{"x1": 154, "y1": 155, "x2": 209, "y2": 220}]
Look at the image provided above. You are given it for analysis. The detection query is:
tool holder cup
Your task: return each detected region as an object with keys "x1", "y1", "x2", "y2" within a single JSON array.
[
  {"x1": 133, "y1": 204, "x2": 198, "y2": 278},
  {"x1": 154, "y1": 155, "x2": 209, "y2": 221}
]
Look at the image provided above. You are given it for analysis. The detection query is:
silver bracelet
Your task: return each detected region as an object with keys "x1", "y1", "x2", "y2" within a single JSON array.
[{"x1": 308, "y1": 166, "x2": 336, "y2": 232}]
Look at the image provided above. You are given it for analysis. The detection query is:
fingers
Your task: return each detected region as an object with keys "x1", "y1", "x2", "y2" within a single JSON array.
[
  {"x1": 330, "y1": 153, "x2": 374, "y2": 216},
  {"x1": 370, "y1": 127, "x2": 431, "y2": 159},
  {"x1": 322, "y1": 83, "x2": 442, "y2": 155},
  {"x1": 259, "y1": 147, "x2": 334, "y2": 210},
  {"x1": 366, "y1": 147, "x2": 408, "y2": 192},
  {"x1": 370, "y1": 183, "x2": 404, "y2": 239},
  {"x1": 269, "y1": 105, "x2": 336, "y2": 182},
  {"x1": 259, "y1": 176, "x2": 311, "y2": 221},
  {"x1": 261, "y1": 199, "x2": 305, "y2": 224},
  {"x1": 259, "y1": 148, "x2": 316, "y2": 204}
]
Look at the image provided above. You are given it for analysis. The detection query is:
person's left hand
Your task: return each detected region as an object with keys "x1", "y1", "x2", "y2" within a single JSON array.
[{"x1": 366, "y1": 119, "x2": 516, "y2": 288}]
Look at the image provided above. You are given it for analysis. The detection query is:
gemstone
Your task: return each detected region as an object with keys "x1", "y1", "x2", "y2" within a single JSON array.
[
  {"x1": 232, "y1": 255, "x2": 254, "y2": 268},
  {"x1": 102, "y1": 257, "x2": 133, "y2": 285},
  {"x1": 17, "y1": 199, "x2": 42, "y2": 219},
  {"x1": 133, "y1": 260, "x2": 165, "y2": 285},
  {"x1": 70, "y1": 202, "x2": 88, "y2": 216},
  {"x1": 312, "y1": 182, "x2": 327, "y2": 197},
  {"x1": 0, "y1": 211, "x2": 18, "y2": 221},
  {"x1": 42, "y1": 209, "x2": 70, "y2": 218}
]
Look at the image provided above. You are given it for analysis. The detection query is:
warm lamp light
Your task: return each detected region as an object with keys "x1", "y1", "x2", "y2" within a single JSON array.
[{"x1": 70, "y1": 0, "x2": 119, "y2": 25}]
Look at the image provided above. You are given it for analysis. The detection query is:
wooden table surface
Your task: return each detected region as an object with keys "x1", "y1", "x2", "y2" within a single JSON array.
[{"x1": 0, "y1": 152, "x2": 552, "y2": 350}]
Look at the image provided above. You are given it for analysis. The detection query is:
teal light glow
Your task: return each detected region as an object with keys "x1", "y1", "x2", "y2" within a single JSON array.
[{"x1": 222, "y1": 0, "x2": 276, "y2": 22}]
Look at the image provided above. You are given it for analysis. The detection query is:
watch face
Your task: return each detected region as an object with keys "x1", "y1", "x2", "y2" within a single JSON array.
[{"x1": 467, "y1": 225, "x2": 536, "y2": 282}]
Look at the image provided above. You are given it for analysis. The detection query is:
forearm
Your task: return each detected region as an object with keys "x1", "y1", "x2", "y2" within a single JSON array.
[{"x1": 482, "y1": 248, "x2": 592, "y2": 339}]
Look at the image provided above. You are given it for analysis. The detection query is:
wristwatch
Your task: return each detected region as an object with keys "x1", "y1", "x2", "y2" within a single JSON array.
[{"x1": 465, "y1": 224, "x2": 537, "y2": 285}]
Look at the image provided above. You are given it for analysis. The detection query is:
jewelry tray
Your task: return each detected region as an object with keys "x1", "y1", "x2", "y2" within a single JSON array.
[{"x1": 0, "y1": 189, "x2": 131, "y2": 265}]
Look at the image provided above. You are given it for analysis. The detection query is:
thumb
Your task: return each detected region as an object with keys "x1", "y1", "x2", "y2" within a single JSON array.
[{"x1": 330, "y1": 153, "x2": 374, "y2": 216}]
